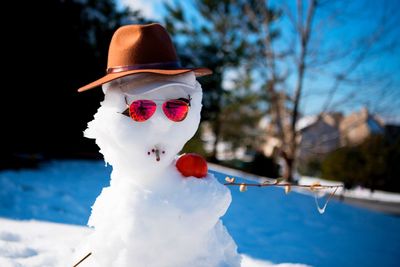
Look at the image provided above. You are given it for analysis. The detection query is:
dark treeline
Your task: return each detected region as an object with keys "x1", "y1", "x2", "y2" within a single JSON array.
[{"x1": 1, "y1": 0, "x2": 146, "y2": 168}]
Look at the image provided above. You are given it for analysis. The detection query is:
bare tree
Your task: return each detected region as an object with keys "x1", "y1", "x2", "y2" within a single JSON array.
[{"x1": 240, "y1": 0, "x2": 399, "y2": 181}]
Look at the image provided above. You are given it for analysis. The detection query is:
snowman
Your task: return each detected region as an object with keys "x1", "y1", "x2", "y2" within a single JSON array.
[{"x1": 74, "y1": 24, "x2": 241, "y2": 266}]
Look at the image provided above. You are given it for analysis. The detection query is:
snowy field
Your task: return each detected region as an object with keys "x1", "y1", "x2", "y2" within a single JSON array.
[{"x1": 1, "y1": 160, "x2": 400, "y2": 267}]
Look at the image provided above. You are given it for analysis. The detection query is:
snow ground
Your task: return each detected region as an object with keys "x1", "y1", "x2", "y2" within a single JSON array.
[
  {"x1": 0, "y1": 218, "x2": 308, "y2": 267},
  {"x1": 1, "y1": 160, "x2": 400, "y2": 267},
  {"x1": 0, "y1": 218, "x2": 89, "y2": 267}
]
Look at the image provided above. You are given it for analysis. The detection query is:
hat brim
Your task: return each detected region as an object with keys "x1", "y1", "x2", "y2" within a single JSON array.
[{"x1": 77, "y1": 67, "x2": 212, "y2": 92}]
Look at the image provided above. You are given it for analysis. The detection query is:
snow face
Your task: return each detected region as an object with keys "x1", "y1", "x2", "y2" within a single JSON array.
[
  {"x1": 76, "y1": 72, "x2": 241, "y2": 267},
  {"x1": 84, "y1": 73, "x2": 203, "y2": 182}
]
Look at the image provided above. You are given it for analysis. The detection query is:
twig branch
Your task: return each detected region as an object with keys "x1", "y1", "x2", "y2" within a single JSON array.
[
  {"x1": 73, "y1": 252, "x2": 92, "y2": 267},
  {"x1": 224, "y1": 177, "x2": 343, "y2": 214},
  {"x1": 224, "y1": 182, "x2": 342, "y2": 189}
]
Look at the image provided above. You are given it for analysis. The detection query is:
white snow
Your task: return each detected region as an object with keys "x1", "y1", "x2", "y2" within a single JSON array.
[
  {"x1": 0, "y1": 218, "x2": 309, "y2": 267},
  {"x1": 0, "y1": 218, "x2": 90, "y2": 267},
  {"x1": 241, "y1": 256, "x2": 310, "y2": 267}
]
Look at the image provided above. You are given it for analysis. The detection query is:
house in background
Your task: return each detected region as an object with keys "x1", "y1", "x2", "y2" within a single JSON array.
[
  {"x1": 297, "y1": 107, "x2": 384, "y2": 160},
  {"x1": 202, "y1": 107, "x2": 388, "y2": 165},
  {"x1": 262, "y1": 107, "x2": 386, "y2": 162},
  {"x1": 340, "y1": 107, "x2": 385, "y2": 146},
  {"x1": 298, "y1": 113, "x2": 343, "y2": 160}
]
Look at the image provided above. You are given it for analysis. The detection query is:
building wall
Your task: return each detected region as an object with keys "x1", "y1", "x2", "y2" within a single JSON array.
[{"x1": 299, "y1": 119, "x2": 340, "y2": 159}]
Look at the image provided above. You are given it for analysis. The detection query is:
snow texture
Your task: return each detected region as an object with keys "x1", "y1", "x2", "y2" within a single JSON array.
[
  {"x1": 73, "y1": 72, "x2": 241, "y2": 266},
  {"x1": 1, "y1": 161, "x2": 400, "y2": 266},
  {"x1": 0, "y1": 218, "x2": 91, "y2": 267},
  {"x1": 0, "y1": 218, "x2": 307, "y2": 267}
]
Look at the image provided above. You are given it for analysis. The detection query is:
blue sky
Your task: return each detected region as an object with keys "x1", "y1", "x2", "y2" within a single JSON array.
[{"x1": 118, "y1": 0, "x2": 400, "y2": 123}]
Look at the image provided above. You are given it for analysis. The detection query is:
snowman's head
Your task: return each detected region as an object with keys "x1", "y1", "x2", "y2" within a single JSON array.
[{"x1": 85, "y1": 72, "x2": 202, "y2": 176}]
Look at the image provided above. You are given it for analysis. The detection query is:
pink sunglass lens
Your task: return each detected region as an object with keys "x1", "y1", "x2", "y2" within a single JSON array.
[
  {"x1": 162, "y1": 100, "x2": 189, "y2": 122},
  {"x1": 129, "y1": 100, "x2": 157, "y2": 122}
]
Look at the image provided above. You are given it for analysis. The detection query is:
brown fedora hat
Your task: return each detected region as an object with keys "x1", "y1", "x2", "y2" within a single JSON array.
[{"x1": 78, "y1": 23, "x2": 212, "y2": 92}]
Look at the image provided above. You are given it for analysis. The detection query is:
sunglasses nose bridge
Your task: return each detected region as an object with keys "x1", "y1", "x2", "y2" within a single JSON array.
[{"x1": 150, "y1": 108, "x2": 173, "y2": 130}]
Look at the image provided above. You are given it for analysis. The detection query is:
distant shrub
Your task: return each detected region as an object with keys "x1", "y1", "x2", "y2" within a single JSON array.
[
  {"x1": 385, "y1": 137, "x2": 400, "y2": 191},
  {"x1": 322, "y1": 135, "x2": 400, "y2": 192},
  {"x1": 321, "y1": 146, "x2": 366, "y2": 189},
  {"x1": 298, "y1": 158, "x2": 322, "y2": 177},
  {"x1": 245, "y1": 152, "x2": 280, "y2": 178}
]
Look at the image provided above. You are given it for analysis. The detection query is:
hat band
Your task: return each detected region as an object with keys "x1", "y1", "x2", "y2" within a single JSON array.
[{"x1": 106, "y1": 61, "x2": 182, "y2": 74}]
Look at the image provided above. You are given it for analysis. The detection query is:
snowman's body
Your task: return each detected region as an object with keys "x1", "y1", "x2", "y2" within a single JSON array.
[{"x1": 77, "y1": 73, "x2": 241, "y2": 267}]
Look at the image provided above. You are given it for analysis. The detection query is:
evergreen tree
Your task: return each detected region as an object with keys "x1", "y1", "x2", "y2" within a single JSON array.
[{"x1": 2, "y1": 0, "x2": 147, "y2": 168}]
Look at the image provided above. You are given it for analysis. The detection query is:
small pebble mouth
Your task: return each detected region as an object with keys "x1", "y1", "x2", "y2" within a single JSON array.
[{"x1": 147, "y1": 146, "x2": 166, "y2": 162}]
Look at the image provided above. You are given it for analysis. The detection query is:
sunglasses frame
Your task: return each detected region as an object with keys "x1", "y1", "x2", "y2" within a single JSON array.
[{"x1": 120, "y1": 95, "x2": 192, "y2": 122}]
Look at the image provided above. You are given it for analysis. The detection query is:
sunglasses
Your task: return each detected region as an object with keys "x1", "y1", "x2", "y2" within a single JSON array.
[{"x1": 121, "y1": 95, "x2": 191, "y2": 122}]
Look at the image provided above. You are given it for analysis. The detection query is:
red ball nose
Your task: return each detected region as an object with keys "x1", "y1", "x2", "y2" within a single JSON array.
[{"x1": 176, "y1": 153, "x2": 208, "y2": 178}]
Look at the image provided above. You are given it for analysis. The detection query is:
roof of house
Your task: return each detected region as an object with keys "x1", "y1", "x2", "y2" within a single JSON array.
[{"x1": 298, "y1": 112, "x2": 343, "y2": 132}]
